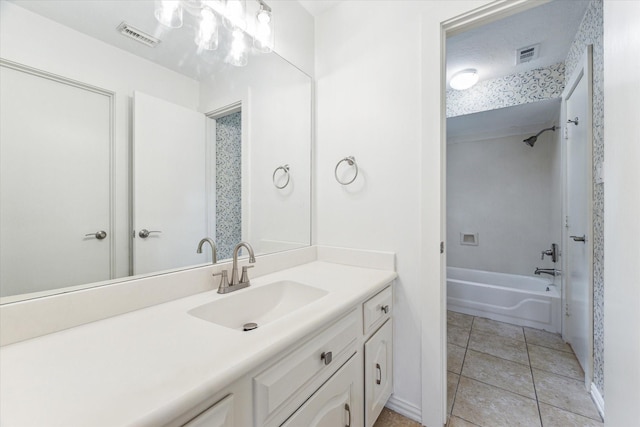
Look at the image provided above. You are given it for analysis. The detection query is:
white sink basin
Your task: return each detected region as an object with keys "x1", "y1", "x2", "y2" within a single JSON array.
[{"x1": 188, "y1": 281, "x2": 328, "y2": 331}]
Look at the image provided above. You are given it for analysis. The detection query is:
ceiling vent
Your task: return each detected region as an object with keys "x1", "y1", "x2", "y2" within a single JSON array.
[
  {"x1": 117, "y1": 22, "x2": 160, "y2": 48},
  {"x1": 516, "y1": 44, "x2": 540, "y2": 64}
]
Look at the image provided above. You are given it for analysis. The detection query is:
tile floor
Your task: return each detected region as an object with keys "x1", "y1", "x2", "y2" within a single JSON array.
[
  {"x1": 374, "y1": 312, "x2": 604, "y2": 427},
  {"x1": 447, "y1": 311, "x2": 603, "y2": 427}
]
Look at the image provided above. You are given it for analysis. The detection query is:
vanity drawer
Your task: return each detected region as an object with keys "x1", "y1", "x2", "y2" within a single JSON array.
[
  {"x1": 363, "y1": 286, "x2": 392, "y2": 336},
  {"x1": 253, "y1": 308, "x2": 359, "y2": 427}
]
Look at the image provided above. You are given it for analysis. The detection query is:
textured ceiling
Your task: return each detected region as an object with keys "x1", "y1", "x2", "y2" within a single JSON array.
[{"x1": 446, "y1": 0, "x2": 590, "y2": 86}]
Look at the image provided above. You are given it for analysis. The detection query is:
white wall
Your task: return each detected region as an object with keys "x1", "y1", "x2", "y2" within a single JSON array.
[
  {"x1": 603, "y1": 1, "x2": 640, "y2": 425},
  {"x1": 0, "y1": 1, "x2": 200, "y2": 281},
  {"x1": 315, "y1": 2, "x2": 491, "y2": 425},
  {"x1": 447, "y1": 131, "x2": 561, "y2": 276},
  {"x1": 199, "y1": 52, "x2": 312, "y2": 256}
]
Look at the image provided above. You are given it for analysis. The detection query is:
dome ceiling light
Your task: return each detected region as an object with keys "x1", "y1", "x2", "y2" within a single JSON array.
[{"x1": 449, "y1": 68, "x2": 479, "y2": 90}]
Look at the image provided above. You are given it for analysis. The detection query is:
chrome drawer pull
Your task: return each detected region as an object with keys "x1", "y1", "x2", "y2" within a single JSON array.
[
  {"x1": 321, "y1": 351, "x2": 332, "y2": 365},
  {"x1": 381, "y1": 304, "x2": 389, "y2": 314},
  {"x1": 376, "y1": 363, "x2": 382, "y2": 385}
]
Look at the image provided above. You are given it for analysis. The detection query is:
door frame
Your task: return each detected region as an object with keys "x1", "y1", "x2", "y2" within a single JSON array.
[{"x1": 561, "y1": 45, "x2": 594, "y2": 390}]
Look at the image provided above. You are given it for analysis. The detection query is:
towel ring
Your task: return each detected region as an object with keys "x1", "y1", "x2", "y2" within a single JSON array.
[
  {"x1": 335, "y1": 156, "x2": 358, "y2": 185},
  {"x1": 272, "y1": 164, "x2": 290, "y2": 189}
]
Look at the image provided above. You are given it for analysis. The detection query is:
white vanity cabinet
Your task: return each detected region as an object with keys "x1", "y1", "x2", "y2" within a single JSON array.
[
  {"x1": 281, "y1": 353, "x2": 363, "y2": 427},
  {"x1": 363, "y1": 287, "x2": 393, "y2": 427}
]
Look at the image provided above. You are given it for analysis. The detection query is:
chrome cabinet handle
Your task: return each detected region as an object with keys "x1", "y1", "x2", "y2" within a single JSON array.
[
  {"x1": 376, "y1": 363, "x2": 382, "y2": 385},
  {"x1": 138, "y1": 229, "x2": 162, "y2": 238},
  {"x1": 345, "y1": 403, "x2": 351, "y2": 427},
  {"x1": 321, "y1": 351, "x2": 332, "y2": 365},
  {"x1": 381, "y1": 304, "x2": 389, "y2": 314},
  {"x1": 570, "y1": 235, "x2": 586, "y2": 243},
  {"x1": 85, "y1": 230, "x2": 107, "y2": 240}
]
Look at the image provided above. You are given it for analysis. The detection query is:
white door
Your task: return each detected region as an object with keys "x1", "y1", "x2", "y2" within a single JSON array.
[
  {"x1": 0, "y1": 63, "x2": 112, "y2": 297},
  {"x1": 133, "y1": 92, "x2": 208, "y2": 275},
  {"x1": 365, "y1": 319, "x2": 393, "y2": 427},
  {"x1": 563, "y1": 47, "x2": 593, "y2": 387}
]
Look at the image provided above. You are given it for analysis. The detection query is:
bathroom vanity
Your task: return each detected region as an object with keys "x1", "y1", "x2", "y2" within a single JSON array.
[{"x1": 0, "y1": 248, "x2": 395, "y2": 427}]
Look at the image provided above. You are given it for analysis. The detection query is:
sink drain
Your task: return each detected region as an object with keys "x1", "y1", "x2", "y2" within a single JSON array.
[{"x1": 243, "y1": 322, "x2": 258, "y2": 331}]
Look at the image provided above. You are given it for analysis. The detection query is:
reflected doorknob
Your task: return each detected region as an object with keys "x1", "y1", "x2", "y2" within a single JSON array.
[
  {"x1": 138, "y1": 229, "x2": 162, "y2": 238},
  {"x1": 85, "y1": 230, "x2": 107, "y2": 240}
]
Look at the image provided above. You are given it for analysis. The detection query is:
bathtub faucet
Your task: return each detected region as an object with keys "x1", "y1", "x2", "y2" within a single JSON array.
[{"x1": 535, "y1": 268, "x2": 561, "y2": 277}]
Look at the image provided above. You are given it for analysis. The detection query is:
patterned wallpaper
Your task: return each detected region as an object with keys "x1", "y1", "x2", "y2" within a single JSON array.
[
  {"x1": 215, "y1": 112, "x2": 242, "y2": 260},
  {"x1": 566, "y1": 0, "x2": 605, "y2": 398},
  {"x1": 446, "y1": 62, "x2": 565, "y2": 117}
]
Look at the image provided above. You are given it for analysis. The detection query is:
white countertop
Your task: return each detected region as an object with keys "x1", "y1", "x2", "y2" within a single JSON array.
[{"x1": 0, "y1": 261, "x2": 396, "y2": 426}]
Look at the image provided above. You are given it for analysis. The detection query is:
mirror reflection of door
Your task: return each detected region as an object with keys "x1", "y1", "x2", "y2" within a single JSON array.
[
  {"x1": 132, "y1": 91, "x2": 208, "y2": 275},
  {"x1": 0, "y1": 63, "x2": 113, "y2": 297}
]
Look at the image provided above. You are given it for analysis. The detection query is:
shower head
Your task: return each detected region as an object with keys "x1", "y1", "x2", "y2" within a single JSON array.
[{"x1": 523, "y1": 126, "x2": 556, "y2": 147}]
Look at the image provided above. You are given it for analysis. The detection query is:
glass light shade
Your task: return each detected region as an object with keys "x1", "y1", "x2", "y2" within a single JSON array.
[
  {"x1": 253, "y1": 7, "x2": 274, "y2": 53},
  {"x1": 449, "y1": 69, "x2": 479, "y2": 90},
  {"x1": 226, "y1": 28, "x2": 248, "y2": 66},
  {"x1": 195, "y1": 8, "x2": 219, "y2": 50},
  {"x1": 224, "y1": 0, "x2": 247, "y2": 30},
  {"x1": 154, "y1": 0, "x2": 183, "y2": 28}
]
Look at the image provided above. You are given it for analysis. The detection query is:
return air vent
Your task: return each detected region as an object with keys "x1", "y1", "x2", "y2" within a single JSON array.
[
  {"x1": 516, "y1": 44, "x2": 540, "y2": 64},
  {"x1": 117, "y1": 22, "x2": 160, "y2": 47}
]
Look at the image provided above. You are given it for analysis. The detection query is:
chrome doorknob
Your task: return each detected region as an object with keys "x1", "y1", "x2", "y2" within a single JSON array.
[
  {"x1": 138, "y1": 229, "x2": 162, "y2": 238},
  {"x1": 85, "y1": 230, "x2": 107, "y2": 240}
]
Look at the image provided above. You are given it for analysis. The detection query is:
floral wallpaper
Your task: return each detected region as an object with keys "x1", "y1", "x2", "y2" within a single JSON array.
[
  {"x1": 446, "y1": 62, "x2": 565, "y2": 117},
  {"x1": 215, "y1": 112, "x2": 242, "y2": 260},
  {"x1": 566, "y1": 0, "x2": 605, "y2": 398}
]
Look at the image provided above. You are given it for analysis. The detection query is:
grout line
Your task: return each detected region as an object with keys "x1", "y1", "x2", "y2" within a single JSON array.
[
  {"x1": 536, "y1": 401, "x2": 604, "y2": 423},
  {"x1": 448, "y1": 316, "x2": 474, "y2": 420},
  {"x1": 458, "y1": 374, "x2": 538, "y2": 402},
  {"x1": 524, "y1": 329, "x2": 545, "y2": 426},
  {"x1": 465, "y1": 346, "x2": 531, "y2": 368},
  {"x1": 530, "y1": 365, "x2": 585, "y2": 383}
]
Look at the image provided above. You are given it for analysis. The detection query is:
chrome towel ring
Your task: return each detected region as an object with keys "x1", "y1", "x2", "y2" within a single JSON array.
[
  {"x1": 335, "y1": 156, "x2": 358, "y2": 185},
  {"x1": 272, "y1": 164, "x2": 290, "y2": 189}
]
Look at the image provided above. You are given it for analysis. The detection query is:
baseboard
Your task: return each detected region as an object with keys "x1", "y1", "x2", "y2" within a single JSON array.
[
  {"x1": 590, "y1": 382, "x2": 605, "y2": 420},
  {"x1": 385, "y1": 395, "x2": 422, "y2": 424}
]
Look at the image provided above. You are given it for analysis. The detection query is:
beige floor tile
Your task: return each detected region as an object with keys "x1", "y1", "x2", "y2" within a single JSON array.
[
  {"x1": 448, "y1": 343, "x2": 466, "y2": 374},
  {"x1": 461, "y1": 349, "x2": 535, "y2": 399},
  {"x1": 528, "y1": 344, "x2": 584, "y2": 380},
  {"x1": 533, "y1": 368, "x2": 601, "y2": 421},
  {"x1": 539, "y1": 403, "x2": 603, "y2": 426},
  {"x1": 373, "y1": 407, "x2": 421, "y2": 427},
  {"x1": 448, "y1": 372, "x2": 460, "y2": 416},
  {"x1": 452, "y1": 376, "x2": 541, "y2": 427},
  {"x1": 468, "y1": 329, "x2": 529, "y2": 365},
  {"x1": 448, "y1": 324, "x2": 471, "y2": 348},
  {"x1": 524, "y1": 327, "x2": 573, "y2": 353},
  {"x1": 472, "y1": 317, "x2": 525, "y2": 341},
  {"x1": 447, "y1": 415, "x2": 480, "y2": 426},
  {"x1": 448, "y1": 310, "x2": 474, "y2": 329}
]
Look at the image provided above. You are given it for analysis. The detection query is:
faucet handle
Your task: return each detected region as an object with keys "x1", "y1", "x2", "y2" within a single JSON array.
[
  {"x1": 213, "y1": 270, "x2": 230, "y2": 293},
  {"x1": 240, "y1": 265, "x2": 255, "y2": 284}
]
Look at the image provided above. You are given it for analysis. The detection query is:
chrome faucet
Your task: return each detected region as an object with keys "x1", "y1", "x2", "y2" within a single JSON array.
[
  {"x1": 541, "y1": 243, "x2": 559, "y2": 263},
  {"x1": 196, "y1": 238, "x2": 218, "y2": 264},
  {"x1": 535, "y1": 268, "x2": 561, "y2": 277}
]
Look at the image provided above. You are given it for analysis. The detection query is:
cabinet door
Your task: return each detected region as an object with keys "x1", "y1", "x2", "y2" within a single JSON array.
[
  {"x1": 281, "y1": 353, "x2": 362, "y2": 427},
  {"x1": 183, "y1": 394, "x2": 234, "y2": 427},
  {"x1": 365, "y1": 319, "x2": 393, "y2": 427}
]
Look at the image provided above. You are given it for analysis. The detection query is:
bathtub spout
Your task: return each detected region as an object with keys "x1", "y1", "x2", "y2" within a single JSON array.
[{"x1": 535, "y1": 268, "x2": 561, "y2": 277}]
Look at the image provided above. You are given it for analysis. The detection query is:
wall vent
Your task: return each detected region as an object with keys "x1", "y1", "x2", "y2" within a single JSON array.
[
  {"x1": 117, "y1": 22, "x2": 160, "y2": 48},
  {"x1": 516, "y1": 44, "x2": 540, "y2": 64}
]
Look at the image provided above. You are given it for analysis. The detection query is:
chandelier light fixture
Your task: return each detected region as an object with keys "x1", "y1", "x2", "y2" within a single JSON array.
[{"x1": 153, "y1": 0, "x2": 274, "y2": 66}]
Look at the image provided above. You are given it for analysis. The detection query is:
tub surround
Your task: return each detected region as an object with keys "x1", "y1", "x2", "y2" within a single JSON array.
[{"x1": 0, "y1": 248, "x2": 396, "y2": 426}]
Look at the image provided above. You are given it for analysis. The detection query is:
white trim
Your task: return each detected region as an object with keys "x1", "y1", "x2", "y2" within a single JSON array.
[
  {"x1": 385, "y1": 396, "x2": 421, "y2": 424},
  {"x1": 591, "y1": 382, "x2": 605, "y2": 420}
]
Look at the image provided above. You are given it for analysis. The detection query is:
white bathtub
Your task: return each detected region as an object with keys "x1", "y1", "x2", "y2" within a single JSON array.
[{"x1": 447, "y1": 267, "x2": 561, "y2": 333}]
